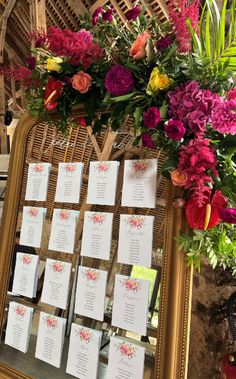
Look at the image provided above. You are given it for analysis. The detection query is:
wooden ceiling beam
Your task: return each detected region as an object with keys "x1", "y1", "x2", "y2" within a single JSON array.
[{"x1": 30, "y1": 0, "x2": 47, "y2": 31}]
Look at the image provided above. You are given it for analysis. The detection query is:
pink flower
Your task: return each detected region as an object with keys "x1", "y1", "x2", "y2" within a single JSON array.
[
  {"x1": 178, "y1": 139, "x2": 219, "y2": 206},
  {"x1": 211, "y1": 100, "x2": 236, "y2": 135},
  {"x1": 22, "y1": 255, "x2": 32, "y2": 265},
  {"x1": 52, "y1": 262, "x2": 63, "y2": 273},
  {"x1": 143, "y1": 107, "x2": 161, "y2": 129},
  {"x1": 105, "y1": 65, "x2": 134, "y2": 96},
  {"x1": 165, "y1": 119, "x2": 186, "y2": 140},
  {"x1": 142, "y1": 132, "x2": 155, "y2": 149},
  {"x1": 219, "y1": 208, "x2": 236, "y2": 224},
  {"x1": 125, "y1": 6, "x2": 141, "y2": 21},
  {"x1": 227, "y1": 88, "x2": 236, "y2": 101},
  {"x1": 102, "y1": 7, "x2": 113, "y2": 22},
  {"x1": 72, "y1": 71, "x2": 92, "y2": 94},
  {"x1": 15, "y1": 306, "x2": 25, "y2": 317},
  {"x1": 92, "y1": 7, "x2": 103, "y2": 25}
]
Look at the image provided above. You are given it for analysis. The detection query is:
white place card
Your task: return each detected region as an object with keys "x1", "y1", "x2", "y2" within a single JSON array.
[
  {"x1": 80, "y1": 211, "x2": 113, "y2": 260},
  {"x1": 121, "y1": 159, "x2": 158, "y2": 208},
  {"x1": 41, "y1": 259, "x2": 72, "y2": 310},
  {"x1": 12, "y1": 253, "x2": 39, "y2": 298},
  {"x1": 112, "y1": 275, "x2": 149, "y2": 336},
  {"x1": 118, "y1": 215, "x2": 154, "y2": 267},
  {"x1": 25, "y1": 162, "x2": 51, "y2": 201},
  {"x1": 107, "y1": 336, "x2": 145, "y2": 379},
  {"x1": 35, "y1": 312, "x2": 66, "y2": 368},
  {"x1": 55, "y1": 162, "x2": 84, "y2": 203},
  {"x1": 20, "y1": 207, "x2": 47, "y2": 248},
  {"x1": 87, "y1": 161, "x2": 120, "y2": 206},
  {"x1": 5, "y1": 302, "x2": 33, "y2": 353},
  {"x1": 75, "y1": 266, "x2": 107, "y2": 321},
  {"x1": 48, "y1": 209, "x2": 79, "y2": 253},
  {"x1": 66, "y1": 324, "x2": 102, "y2": 379}
]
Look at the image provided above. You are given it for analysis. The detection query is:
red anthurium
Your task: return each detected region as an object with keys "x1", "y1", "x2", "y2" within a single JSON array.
[
  {"x1": 185, "y1": 189, "x2": 227, "y2": 230},
  {"x1": 44, "y1": 77, "x2": 63, "y2": 110}
]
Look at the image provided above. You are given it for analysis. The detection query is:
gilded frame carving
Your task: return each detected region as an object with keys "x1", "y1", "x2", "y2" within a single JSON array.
[{"x1": 0, "y1": 112, "x2": 193, "y2": 379}]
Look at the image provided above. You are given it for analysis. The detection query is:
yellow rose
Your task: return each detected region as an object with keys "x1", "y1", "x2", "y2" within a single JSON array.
[
  {"x1": 146, "y1": 67, "x2": 172, "y2": 95},
  {"x1": 46, "y1": 57, "x2": 63, "y2": 72}
]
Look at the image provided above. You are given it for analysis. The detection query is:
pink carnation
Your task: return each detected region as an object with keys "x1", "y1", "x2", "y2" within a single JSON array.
[{"x1": 211, "y1": 100, "x2": 236, "y2": 135}]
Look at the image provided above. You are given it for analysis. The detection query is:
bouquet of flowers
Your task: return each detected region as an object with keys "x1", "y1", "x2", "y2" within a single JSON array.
[{"x1": 1, "y1": 0, "x2": 236, "y2": 272}]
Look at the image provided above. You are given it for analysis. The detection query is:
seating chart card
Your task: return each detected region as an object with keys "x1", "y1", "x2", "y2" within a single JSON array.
[
  {"x1": 107, "y1": 337, "x2": 145, "y2": 379},
  {"x1": 87, "y1": 161, "x2": 120, "y2": 206},
  {"x1": 121, "y1": 159, "x2": 158, "y2": 208},
  {"x1": 80, "y1": 211, "x2": 113, "y2": 260},
  {"x1": 35, "y1": 312, "x2": 66, "y2": 368},
  {"x1": 25, "y1": 163, "x2": 51, "y2": 202},
  {"x1": 41, "y1": 259, "x2": 72, "y2": 310},
  {"x1": 117, "y1": 214, "x2": 154, "y2": 268},
  {"x1": 12, "y1": 253, "x2": 39, "y2": 298},
  {"x1": 55, "y1": 162, "x2": 84, "y2": 203},
  {"x1": 75, "y1": 266, "x2": 107, "y2": 321},
  {"x1": 20, "y1": 207, "x2": 47, "y2": 248},
  {"x1": 112, "y1": 275, "x2": 150, "y2": 336},
  {"x1": 48, "y1": 209, "x2": 79, "y2": 253},
  {"x1": 66, "y1": 324, "x2": 102, "y2": 379},
  {"x1": 5, "y1": 302, "x2": 33, "y2": 353}
]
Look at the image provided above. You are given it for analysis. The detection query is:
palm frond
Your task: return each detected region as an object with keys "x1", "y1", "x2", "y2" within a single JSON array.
[{"x1": 188, "y1": 0, "x2": 236, "y2": 72}]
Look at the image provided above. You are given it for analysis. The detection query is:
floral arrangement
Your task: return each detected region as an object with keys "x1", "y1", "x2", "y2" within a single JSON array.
[
  {"x1": 21, "y1": 254, "x2": 32, "y2": 265},
  {"x1": 77, "y1": 327, "x2": 92, "y2": 343},
  {"x1": 27, "y1": 207, "x2": 39, "y2": 218},
  {"x1": 50, "y1": 261, "x2": 64, "y2": 273},
  {"x1": 84, "y1": 268, "x2": 99, "y2": 282},
  {"x1": 58, "y1": 209, "x2": 70, "y2": 221},
  {"x1": 14, "y1": 305, "x2": 26, "y2": 319},
  {"x1": 126, "y1": 215, "x2": 145, "y2": 229},
  {"x1": 1, "y1": 0, "x2": 236, "y2": 273},
  {"x1": 44, "y1": 314, "x2": 58, "y2": 330},
  {"x1": 121, "y1": 278, "x2": 141, "y2": 292},
  {"x1": 89, "y1": 212, "x2": 106, "y2": 225},
  {"x1": 116, "y1": 341, "x2": 136, "y2": 359}
]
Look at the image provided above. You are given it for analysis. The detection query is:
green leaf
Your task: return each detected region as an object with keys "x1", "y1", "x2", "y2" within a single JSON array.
[
  {"x1": 108, "y1": 93, "x2": 135, "y2": 103},
  {"x1": 161, "y1": 156, "x2": 178, "y2": 178}
]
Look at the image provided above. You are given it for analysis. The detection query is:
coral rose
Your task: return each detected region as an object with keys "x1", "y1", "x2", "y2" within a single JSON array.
[
  {"x1": 130, "y1": 31, "x2": 150, "y2": 60},
  {"x1": 72, "y1": 71, "x2": 92, "y2": 94},
  {"x1": 170, "y1": 169, "x2": 188, "y2": 186}
]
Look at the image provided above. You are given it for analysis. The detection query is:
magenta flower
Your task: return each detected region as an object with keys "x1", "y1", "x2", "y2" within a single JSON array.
[
  {"x1": 102, "y1": 7, "x2": 113, "y2": 22},
  {"x1": 26, "y1": 57, "x2": 36, "y2": 70},
  {"x1": 142, "y1": 132, "x2": 155, "y2": 149},
  {"x1": 211, "y1": 100, "x2": 236, "y2": 135},
  {"x1": 92, "y1": 7, "x2": 103, "y2": 25},
  {"x1": 165, "y1": 119, "x2": 186, "y2": 140},
  {"x1": 219, "y1": 208, "x2": 236, "y2": 224},
  {"x1": 105, "y1": 65, "x2": 134, "y2": 96},
  {"x1": 168, "y1": 81, "x2": 220, "y2": 137},
  {"x1": 143, "y1": 107, "x2": 161, "y2": 129},
  {"x1": 156, "y1": 36, "x2": 173, "y2": 50},
  {"x1": 227, "y1": 88, "x2": 236, "y2": 101},
  {"x1": 125, "y1": 6, "x2": 141, "y2": 21}
]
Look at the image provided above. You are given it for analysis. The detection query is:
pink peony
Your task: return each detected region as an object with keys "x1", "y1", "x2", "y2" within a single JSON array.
[
  {"x1": 143, "y1": 107, "x2": 161, "y2": 129},
  {"x1": 211, "y1": 100, "x2": 236, "y2": 135},
  {"x1": 165, "y1": 119, "x2": 186, "y2": 140},
  {"x1": 105, "y1": 65, "x2": 134, "y2": 96},
  {"x1": 125, "y1": 6, "x2": 141, "y2": 21},
  {"x1": 219, "y1": 208, "x2": 236, "y2": 224},
  {"x1": 92, "y1": 7, "x2": 103, "y2": 25}
]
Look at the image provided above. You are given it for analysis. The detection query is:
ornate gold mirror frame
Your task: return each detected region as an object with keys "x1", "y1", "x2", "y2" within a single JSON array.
[{"x1": 0, "y1": 112, "x2": 193, "y2": 379}]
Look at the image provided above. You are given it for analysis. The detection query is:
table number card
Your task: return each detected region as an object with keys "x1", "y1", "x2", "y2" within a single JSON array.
[
  {"x1": 55, "y1": 162, "x2": 84, "y2": 203},
  {"x1": 117, "y1": 215, "x2": 154, "y2": 268},
  {"x1": 80, "y1": 211, "x2": 113, "y2": 260},
  {"x1": 20, "y1": 207, "x2": 47, "y2": 248},
  {"x1": 48, "y1": 209, "x2": 79, "y2": 253},
  {"x1": 35, "y1": 312, "x2": 66, "y2": 368},
  {"x1": 121, "y1": 159, "x2": 158, "y2": 208},
  {"x1": 75, "y1": 266, "x2": 107, "y2": 321},
  {"x1": 107, "y1": 337, "x2": 145, "y2": 379},
  {"x1": 66, "y1": 324, "x2": 102, "y2": 379},
  {"x1": 5, "y1": 302, "x2": 33, "y2": 353},
  {"x1": 25, "y1": 163, "x2": 51, "y2": 201},
  {"x1": 112, "y1": 275, "x2": 150, "y2": 336},
  {"x1": 12, "y1": 253, "x2": 39, "y2": 298},
  {"x1": 87, "y1": 161, "x2": 120, "y2": 206},
  {"x1": 41, "y1": 259, "x2": 72, "y2": 310}
]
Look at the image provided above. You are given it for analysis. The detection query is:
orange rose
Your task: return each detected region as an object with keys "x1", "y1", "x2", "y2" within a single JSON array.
[
  {"x1": 170, "y1": 169, "x2": 188, "y2": 186},
  {"x1": 130, "y1": 31, "x2": 150, "y2": 60},
  {"x1": 72, "y1": 71, "x2": 92, "y2": 94}
]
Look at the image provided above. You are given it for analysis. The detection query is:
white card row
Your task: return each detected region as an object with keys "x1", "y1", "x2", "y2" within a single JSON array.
[
  {"x1": 5, "y1": 304, "x2": 145, "y2": 378},
  {"x1": 12, "y1": 258, "x2": 150, "y2": 336},
  {"x1": 20, "y1": 208, "x2": 154, "y2": 267},
  {"x1": 25, "y1": 159, "x2": 158, "y2": 208}
]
